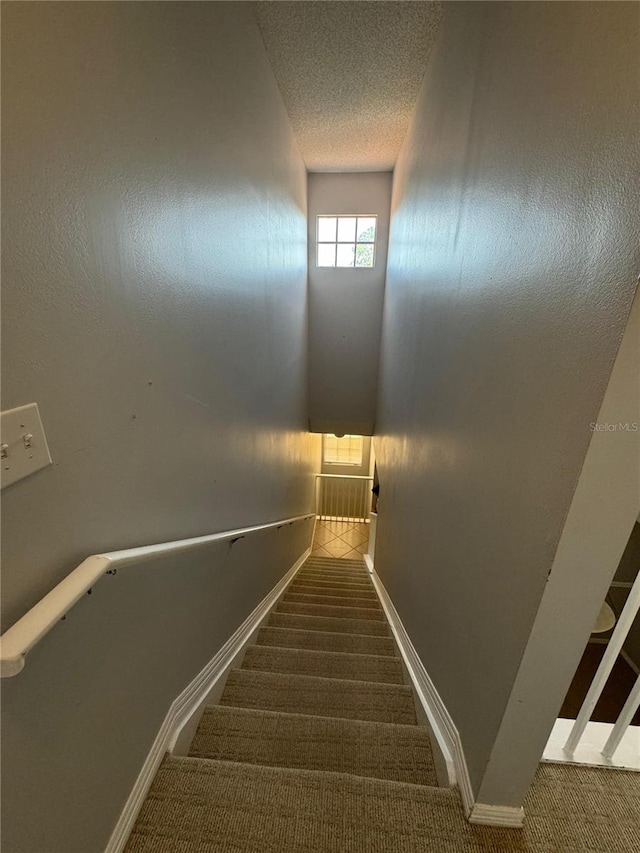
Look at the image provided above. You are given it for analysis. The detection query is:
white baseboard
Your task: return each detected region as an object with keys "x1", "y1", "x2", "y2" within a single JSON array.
[
  {"x1": 105, "y1": 546, "x2": 311, "y2": 853},
  {"x1": 370, "y1": 569, "x2": 525, "y2": 828},
  {"x1": 363, "y1": 554, "x2": 374, "y2": 573},
  {"x1": 469, "y1": 803, "x2": 525, "y2": 828}
]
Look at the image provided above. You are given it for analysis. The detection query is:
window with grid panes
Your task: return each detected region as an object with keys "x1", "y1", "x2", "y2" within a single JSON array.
[{"x1": 317, "y1": 216, "x2": 377, "y2": 268}]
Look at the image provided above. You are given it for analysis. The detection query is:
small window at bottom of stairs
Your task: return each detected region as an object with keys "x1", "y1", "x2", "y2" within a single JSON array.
[{"x1": 323, "y1": 434, "x2": 363, "y2": 466}]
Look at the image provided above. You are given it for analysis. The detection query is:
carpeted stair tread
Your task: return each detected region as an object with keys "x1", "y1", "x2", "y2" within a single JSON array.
[
  {"x1": 306, "y1": 557, "x2": 365, "y2": 564},
  {"x1": 283, "y1": 591, "x2": 381, "y2": 610},
  {"x1": 277, "y1": 600, "x2": 385, "y2": 621},
  {"x1": 296, "y1": 575, "x2": 371, "y2": 587},
  {"x1": 188, "y1": 706, "x2": 437, "y2": 785},
  {"x1": 289, "y1": 583, "x2": 378, "y2": 600},
  {"x1": 295, "y1": 580, "x2": 372, "y2": 591},
  {"x1": 241, "y1": 644, "x2": 404, "y2": 684},
  {"x1": 304, "y1": 564, "x2": 368, "y2": 575},
  {"x1": 268, "y1": 612, "x2": 390, "y2": 637},
  {"x1": 300, "y1": 563, "x2": 370, "y2": 572},
  {"x1": 125, "y1": 756, "x2": 474, "y2": 853},
  {"x1": 305, "y1": 563, "x2": 366, "y2": 571},
  {"x1": 257, "y1": 626, "x2": 396, "y2": 656},
  {"x1": 219, "y1": 669, "x2": 416, "y2": 724},
  {"x1": 280, "y1": 589, "x2": 382, "y2": 610},
  {"x1": 304, "y1": 565, "x2": 368, "y2": 576},
  {"x1": 294, "y1": 575, "x2": 373, "y2": 589},
  {"x1": 301, "y1": 565, "x2": 370, "y2": 577},
  {"x1": 292, "y1": 582, "x2": 374, "y2": 594}
]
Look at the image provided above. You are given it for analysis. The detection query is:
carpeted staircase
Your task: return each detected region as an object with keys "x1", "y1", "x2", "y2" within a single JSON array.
[
  {"x1": 125, "y1": 555, "x2": 640, "y2": 852},
  {"x1": 125, "y1": 556, "x2": 459, "y2": 852}
]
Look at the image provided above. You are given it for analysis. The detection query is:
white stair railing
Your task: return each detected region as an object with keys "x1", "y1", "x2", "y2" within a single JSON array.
[
  {"x1": 315, "y1": 474, "x2": 373, "y2": 523},
  {"x1": 544, "y1": 569, "x2": 640, "y2": 769},
  {"x1": 602, "y1": 674, "x2": 640, "y2": 759},
  {"x1": 563, "y1": 570, "x2": 640, "y2": 757}
]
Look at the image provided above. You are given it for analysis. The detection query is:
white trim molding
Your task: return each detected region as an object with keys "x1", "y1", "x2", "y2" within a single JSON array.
[
  {"x1": 105, "y1": 546, "x2": 311, "y2": 853},
  {"x1": 468, "y1": 803, "x2": 525, "y2": 828},
  {"x1": 364, "y1": 511, "x2": 377, "y2": 572},
  {"x1": 369, "y1": 573, "x2": 459, "y2": 791},
  {"x1": 371, "y1": 568, "x2": 525, "y2": 828}
]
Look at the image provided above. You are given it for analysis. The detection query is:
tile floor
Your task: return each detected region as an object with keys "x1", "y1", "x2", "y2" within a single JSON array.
[{"x1": 311, "y1": 519, "x2": 371, "y2": 560}]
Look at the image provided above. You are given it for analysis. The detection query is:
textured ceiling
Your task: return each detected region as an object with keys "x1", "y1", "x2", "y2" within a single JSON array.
[{"x1": 254, "y1": 1, "x2": 444, "y2": 172}]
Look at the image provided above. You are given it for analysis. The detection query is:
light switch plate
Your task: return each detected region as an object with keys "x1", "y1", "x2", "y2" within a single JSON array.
[{"x1": 1, "y1": 403, "x2": 52, "y2": 489}]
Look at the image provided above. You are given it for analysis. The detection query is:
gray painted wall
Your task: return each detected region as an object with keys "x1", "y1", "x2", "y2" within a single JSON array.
[
  {"x1": 2, "y1": 520, "x2": 314, "y2": 853},
  {"x1": 374, "y1": 0, "x2": 639, "y2": 802},
  {"x1": 474, "y1": 288, "x2": 639, "y2": 808},
  {"x1": 308, "y1": 172, "x2": 392, "y2": 435},
  {"x1": 1, "y1": 1, "x2": 318, "y2": 631},
  {"x1": 1, "y1": 3, "x2": 318, "y2": 850}
]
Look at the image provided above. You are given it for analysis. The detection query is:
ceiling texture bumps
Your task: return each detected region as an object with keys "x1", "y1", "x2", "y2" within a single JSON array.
[{"x1": 254, "y1": 1, "x2": 444, "y2": 172}]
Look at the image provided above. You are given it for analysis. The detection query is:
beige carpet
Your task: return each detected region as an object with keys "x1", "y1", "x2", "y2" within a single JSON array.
[
  {"x1": 267, "y1": 610, "x2": 390, "y2": 636},
  {"x1": 289, "y1": 582, "x2": 378, "y2": 599},
  {"x1": 126, "y1": 555, "x2": 640, "y2": 852},
  {"x1": 127, "y1": 758, "x2": 640, "y2": 852},
  {"x1": 283, "y1": 590, "x2": 381, "y2": 608},
  {"x1": 190, "y1": 705, "x2": 438, "y2": 785},
  {"x1": 256, "y1": 625, "x2": 396, "y2": 656},
  {"x1": 241, "y1": 644, "x2": 405, "y2": 684},
  {"x1": 277, "y1": 600, "x2": 385, "y2": 620},
  {"x1": 219, "y1": 668, "x2": 417, "y2": 723}
]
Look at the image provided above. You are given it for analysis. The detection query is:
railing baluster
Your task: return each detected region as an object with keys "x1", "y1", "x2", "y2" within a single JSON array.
[
  {"x1": 313, "y1": 475, "x2": 373, "y2": 529},
  {"x1": 602, "y1": 674, "x2": 640, "y2": 759},
  {"x1": 564, "y1": 570, "x2": 640, "y2": 755}
]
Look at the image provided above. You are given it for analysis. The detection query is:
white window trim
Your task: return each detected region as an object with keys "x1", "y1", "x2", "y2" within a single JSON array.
[{"x1": 316, "y1": 215, "x2": 377, "y2": 269}]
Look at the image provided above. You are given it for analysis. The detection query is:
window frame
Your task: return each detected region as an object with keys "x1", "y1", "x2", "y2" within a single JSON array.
[
  {"x1": 322, "y1": 434, "x2": 364, "y2": 467},
  {"x1": 316, "y1": 215, "x2": 377, "y2": 269}
]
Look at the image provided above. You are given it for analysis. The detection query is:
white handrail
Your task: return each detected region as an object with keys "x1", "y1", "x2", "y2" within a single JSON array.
[
  {"x1": 0, "y1": 512, "x2": 314, "y2": 678},
  {"x1": 564, "y1": 569, "x2": 640, "y2": 756}
]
